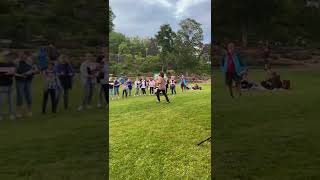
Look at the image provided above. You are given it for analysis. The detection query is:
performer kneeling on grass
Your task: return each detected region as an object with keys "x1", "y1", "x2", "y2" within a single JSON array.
[{"x1": 156, "y1": 72, "x2": 170, "y2": 103}]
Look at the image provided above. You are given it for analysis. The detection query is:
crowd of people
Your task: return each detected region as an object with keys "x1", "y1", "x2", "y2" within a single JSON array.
[
  {"x1": 221, "y1": 42, "x2": 291, "y2": 98},
  {"x1": 109, "y1": 74, "x2": 190, "y2": 103},
  {"x1": 0, "y1": 44, "x2": 108, "y2": 120}
]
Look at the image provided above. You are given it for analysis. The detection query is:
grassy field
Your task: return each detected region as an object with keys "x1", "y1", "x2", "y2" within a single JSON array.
[
  {"x1": 109, "y1": 84, "x2": 211, "y2": 179},
  {"x1": 0, "y1": 76, "x2": 106, "y2": 180},
  {"x1": 214, "y1": 68, "x2": 320, "y2": 179}
]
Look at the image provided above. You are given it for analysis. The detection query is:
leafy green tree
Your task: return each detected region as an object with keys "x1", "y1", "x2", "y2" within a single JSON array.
[{"x1": 155, "y1": 24, "x2": 176, "y2": 72}]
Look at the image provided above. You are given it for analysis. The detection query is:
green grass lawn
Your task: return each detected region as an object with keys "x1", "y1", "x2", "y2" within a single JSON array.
[
  {"x1": 0, "y1": 76, "x2": 106, "y2": 180},
  {"x1": 214, "y1": 68, "x2": 320, "y2": 179},
  {"x1": 109, "y1": 84, "x2": 211, "y2": 179}
]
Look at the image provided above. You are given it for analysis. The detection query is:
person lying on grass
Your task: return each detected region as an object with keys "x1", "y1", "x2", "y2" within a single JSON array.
[{"x1": 221, "y1": 42, "x2": 246, "y2": 98}]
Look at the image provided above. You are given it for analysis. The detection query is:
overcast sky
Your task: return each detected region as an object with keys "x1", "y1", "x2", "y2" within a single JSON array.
[{"x1": 110, "y1": 0, "x2": 211, "y2": 43}]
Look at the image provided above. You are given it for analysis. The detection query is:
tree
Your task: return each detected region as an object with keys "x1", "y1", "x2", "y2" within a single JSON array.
[
  {"x1": 109, "y1": 7, "x2": 115, "y2": 33},
  {"x1": 155, "y1": 24, "x2": 176, "y2": 72},
  {"x1": 175, "y1": 18, "x2": 203, "y2": 73}
]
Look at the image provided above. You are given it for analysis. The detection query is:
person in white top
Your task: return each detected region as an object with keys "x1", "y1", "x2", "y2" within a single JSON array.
[
  {"x1": 140, "y1": 77, "x2": 147, "y2": 96},
  {"x1": 156, "y1": 72, "x2": 170, "y2": 103},
  {"x1": 149, "y1": 78, "x2": 155, "y2": 95},
  {"x1": 134, "y1": 78, "x2": 140, "y2": 96}
]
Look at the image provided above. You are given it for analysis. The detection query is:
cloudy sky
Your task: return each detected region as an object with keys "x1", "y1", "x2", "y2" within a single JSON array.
[{"x1": 110, "y1": 0, "x2": 211, "y2": 43}]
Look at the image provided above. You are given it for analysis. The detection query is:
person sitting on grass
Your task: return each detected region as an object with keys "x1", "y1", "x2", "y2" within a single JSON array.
[
  {"x1": 113, "y1": 78, "x2": 120, "y2": 100},
  {"x1": 261, "y1": 70, "x2": 282, "y2": 90},
  {"x1": 192, "y1": 84, "x2": 202, "y2": 90},
  {"x1": 221, "y1": 42, "x2": 245, "y2": 98},
  {"x1": 134, "y1": 78, "x2": 140, "y2": 96},
  {"x1": 0, "y1": 51, "x2": 16, "y2": 120},
  {"x1": 240, "y1": 69, "x2": 264, "y2": 90},
  {"x1": 42, "y1": 62, "x2": 60, "y2": 114},
  {"x1": 156, "y1": 72, "x2": 170, "y2": 103}
]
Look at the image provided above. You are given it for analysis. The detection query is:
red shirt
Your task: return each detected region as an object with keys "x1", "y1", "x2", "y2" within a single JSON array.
[{"x1": 227, "y1": 52, "x2": 235, "y2": 73}]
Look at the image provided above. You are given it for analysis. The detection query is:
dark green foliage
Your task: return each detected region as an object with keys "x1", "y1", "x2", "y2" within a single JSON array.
[{"x1": 0, "y1": 0, "x2": 106, "y2": 48}]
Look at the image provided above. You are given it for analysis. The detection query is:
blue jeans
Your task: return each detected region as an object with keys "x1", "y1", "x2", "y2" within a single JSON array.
[
  {"x1": 16, "y1": 80, "x2": 32, "y2": 108},
  {"x1": 114, "y1": 86, "x2": 119, "y2": 95},
  {"x1": 0, "y1": 86, "x2": 14, "y2": 116}
]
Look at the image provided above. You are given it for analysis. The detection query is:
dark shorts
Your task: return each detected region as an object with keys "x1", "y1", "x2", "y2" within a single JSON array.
[{"x1": 225, "y1": 72, "x2": 240, "y2": 85}]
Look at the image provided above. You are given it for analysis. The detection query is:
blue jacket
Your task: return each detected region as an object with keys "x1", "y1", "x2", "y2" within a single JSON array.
[
  {"x1": 221, "y1": 52, "x2": 245, "y2": 76},
  {"x1": 38, "y1": 48, "x2": 48, "y2": 69}
]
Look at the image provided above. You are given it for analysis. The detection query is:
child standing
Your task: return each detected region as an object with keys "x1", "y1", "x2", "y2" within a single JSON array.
[
  {"x1": 42, "y1": 62, "x2": 60, "y2": 114},
  {"x1": 127, "y1": 78, "x2": 132, "y2": 96},
  {"x1": 122, "y1": 81, "x2": 128, "y2": 98},
  {"x1": 141, "y1": 78, "x2": 147, "y2": 96},
  {"x1": 170, "y1": 76, "x2": 176, "y2": 95},
  {"x1": 134, "y1": 78, "x2": 140, "y2": 96},
  {"x1": 113, "y1": 78, "x2": 120, "y2": 99},
  {"x1": 149, "y1": 78, "x2": 155, "y2": 95},
  {"x1": 109, "y1": 78, "x2": 114, "y2": 100}
]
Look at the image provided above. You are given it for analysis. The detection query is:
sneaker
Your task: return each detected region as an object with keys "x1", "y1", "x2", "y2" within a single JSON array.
[
  {"x1": 166, "y1": 101, "x2": 171, "y2": 104},
  {"x1": 97, "y1": 104, "x2": 102, "y2": 108},
  {"x1": 156, "y1": 100, "x2": 160, "y2": 103},
  {"x1": 77, "y1": 106, "x2": 83, "y2": 111}
]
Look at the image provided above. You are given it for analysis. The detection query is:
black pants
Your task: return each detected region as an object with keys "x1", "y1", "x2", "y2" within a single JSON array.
[
  {"x1": 150, "y1": 87, "x2": 154, "y2": 94},
  {"x1": 42, "y1": 89, "x2": 57, "y2": 113},
  {"x1": 103, "y1": 84, "x2": 109, "y2": 104},
  {"x1": 141, "y1": 88, "x2": 146, "y2": 95},
  {"x1": 171, "y1": 85, "x2": 176, "y2": 94},
  {"x1": 122, "y1": 89, "x2": 128, "y2": 98},
  {"x1": 156, "y1": 89, "x2": 170, "y2": 102}
]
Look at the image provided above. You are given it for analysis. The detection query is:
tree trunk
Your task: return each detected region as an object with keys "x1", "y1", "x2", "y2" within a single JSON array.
[{"x1": 242, "y1": 22, "x2": 248, "y2": 48}]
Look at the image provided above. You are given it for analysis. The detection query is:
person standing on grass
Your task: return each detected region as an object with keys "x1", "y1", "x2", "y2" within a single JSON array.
[
  {"x1": 180, "y1": 75, "x2": 187, "y2": 92},
  {"x1": 170, "y1": 76, "x2": 177, "y2": 95},
  {"x1": 126, "y1": 78, "x2": 132, "y2": 96},
  {"x1": 263, "y1": 45, "x2": 271, "y2": 70},
  {"x1": 42, "y1": 62, "x2": 60, "y2": 114},
  {"x1": 15, "y1": 52, "x2": 39, "y2": 118},
  {"x1": 56, "y1": 54, "x2": 74, "y2": 110},
  {"x1": 113, "y1": 77, "x2": 120, "y2": 99},
  {"x1": 221, "y1": 42, "x2": 245, "y2": 98},
  {"x1": 156, "y1": 72, "x2": 170, "y2": 103},
  {"x1": 96, "y1": 55, "x2": 107, "y2": 108},
  {"x1": 141, "y1": 77, "x2": 147, "y2": 96},
  {"x1": 149, "y1": 77, "x2": 155, "y2": 95},
  {"x1": 134, "y1": 78, "x2": 140, "y2": 96},
  {"x1": 109, "y1": 78, "x2": 114, "y2": 100},
  {"x1": 122, "y1": 81, "x2": 128, "y2": 98},
  {"x1": 78, "y1": 53, "x2": 95, "y2": 111},
  {"x1": 0, "y1": 52, "x2": 16, "y2": 120}
]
